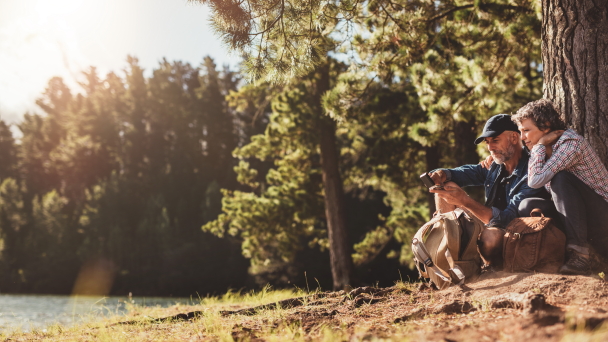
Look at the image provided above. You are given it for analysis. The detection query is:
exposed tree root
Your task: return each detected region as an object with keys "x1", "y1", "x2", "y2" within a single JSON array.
[
  {"x1": 222, "y1": 287, "x2": 394, "y2": 316},
  {"x1": 488, "y1": 292, "x2": 550, "y2": 314},
  {"x1": 219, "y1": 296, "x2": 311, "y2": 316},
  {"x1": 110, "y1": 311, "x2": 204, "y2": 325},
  {"x1": 347, "y1": 286, "x2": 396, "y2": 297},
  {"x1": 433, "y1": 300, "x2": 477, "y2": 314},
  {"x1": 394, "y1": 292, "x2": 553, "y2": 323}
]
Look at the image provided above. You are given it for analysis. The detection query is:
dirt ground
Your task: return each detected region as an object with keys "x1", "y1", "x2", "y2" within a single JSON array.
[{"x1": 225, "y1": 271, "x2": 608, "y2": 341}]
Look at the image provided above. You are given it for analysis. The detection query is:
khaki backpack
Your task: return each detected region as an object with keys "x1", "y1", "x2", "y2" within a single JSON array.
[
  {"x1": 502, "y1": 209, "x2": 566, "y2": 273},
  {"x1": 412, "y1": 208, "x2": 484, "y2": 289}
]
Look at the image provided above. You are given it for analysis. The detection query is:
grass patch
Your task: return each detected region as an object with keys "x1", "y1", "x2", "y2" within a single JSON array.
[{"x1": 0, "y1": 286, "x2": 318, "y2": 341}]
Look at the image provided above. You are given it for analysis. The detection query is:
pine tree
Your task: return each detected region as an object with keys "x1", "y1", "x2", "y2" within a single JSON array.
[
  {"x1": 0, "y1": 120, "x2": 17, "y2": 182},
  {"x1": 197, "y1": 0, "x2": 543, "y2": 271},
  {"x1": 0, "y1": 56, "x2": 250, "y2": 295},
  {"x1": 195, "y1": 0, "x2": 356, "y2": 289}
]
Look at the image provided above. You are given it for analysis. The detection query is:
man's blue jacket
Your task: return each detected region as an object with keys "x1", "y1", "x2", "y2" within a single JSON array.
[{"x1": 441, "y1": 153, "x2": 550, "y2": 228}]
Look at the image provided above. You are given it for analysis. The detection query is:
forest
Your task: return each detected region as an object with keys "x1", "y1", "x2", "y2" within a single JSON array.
[{"x1": 0, "y1": 0, "x2": 602, "y2": 296}]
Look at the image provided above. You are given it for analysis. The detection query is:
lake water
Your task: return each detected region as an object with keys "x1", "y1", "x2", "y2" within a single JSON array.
[{"x1": 0, "y1": 294, "x2": 192, "y2": 332}]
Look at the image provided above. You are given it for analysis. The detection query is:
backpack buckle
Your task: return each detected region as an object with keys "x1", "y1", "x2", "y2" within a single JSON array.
[{"x1": 412, "y1": 238, "x2": 434, "y2": 267}]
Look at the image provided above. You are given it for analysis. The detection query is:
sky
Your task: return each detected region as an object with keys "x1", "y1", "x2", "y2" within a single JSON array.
[{"x1": 0, "y1": 0, "x2": 239, "y2": 125}]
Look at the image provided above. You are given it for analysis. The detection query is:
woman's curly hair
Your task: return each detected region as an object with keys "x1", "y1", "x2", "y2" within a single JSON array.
[{"x1": 512, "y1": 99, "x2": 567, "y2": 132}]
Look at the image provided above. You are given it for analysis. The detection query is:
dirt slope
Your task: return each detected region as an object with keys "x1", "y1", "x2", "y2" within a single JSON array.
[{"x1": 228, "y1": 272, "x2": 608, "y2": 341}]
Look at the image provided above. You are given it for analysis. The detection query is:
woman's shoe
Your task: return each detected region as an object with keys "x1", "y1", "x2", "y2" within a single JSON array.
[{"x1": 559, "y1": 250, "x2": 591, "y2": 275}]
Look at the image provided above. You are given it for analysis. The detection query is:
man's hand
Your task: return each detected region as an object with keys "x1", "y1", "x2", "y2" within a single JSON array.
[
  {"x1": 430, "y1": 181, "x2": 493, "y2": 224},
  {"x1": 537, "y1": 130, "x2": 564, "y2": 146},
  {"x1": 429, "y1": 184, "x2": 471, "y2": 207},
  {"x1": 480, "y1": 155, "x2": 494, "y2": 170},
  {"x1": 428, "y1": 170, "x2": 447, "y2": 185}
]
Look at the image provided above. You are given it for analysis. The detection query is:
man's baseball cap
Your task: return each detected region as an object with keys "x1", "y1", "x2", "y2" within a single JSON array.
[{"x1": 474, "y1": 114, "x2": 519, "y2": 145}]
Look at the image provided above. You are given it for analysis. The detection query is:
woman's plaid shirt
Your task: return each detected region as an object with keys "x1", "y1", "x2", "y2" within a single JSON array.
[{"x1": 529, "y1": 129, "x2": 608, "y2": 202}]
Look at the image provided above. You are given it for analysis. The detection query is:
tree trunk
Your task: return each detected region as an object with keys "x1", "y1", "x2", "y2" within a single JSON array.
[
  {"x1": 542, "y1": 0, "x2": 608, "y2": 166},
  {"x1": 314, "y1": 64, "x2": 353, "y2": 290},
  {"x1": 454, "y1": 118, "x2": 479, "y2": 166},
  {"x1": 425, "y1": 145, "x2": 440, "y2": 217}
]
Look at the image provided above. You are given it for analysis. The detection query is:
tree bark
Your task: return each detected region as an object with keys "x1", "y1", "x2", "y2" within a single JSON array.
[
  {"x1": 425, "y1": 145, "x2": 440, "y2": 217},
  {"x1": 314, "y1": 64, "x2": 353, "y2": 290},
  {"x1": 454, "y1": 118, "x2": 479, "y2": 167},
  {"x1": 542, "y1": 0, "x2": 608, "y2": 166}
]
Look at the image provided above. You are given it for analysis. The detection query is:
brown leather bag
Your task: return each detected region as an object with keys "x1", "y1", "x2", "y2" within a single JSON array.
[{"x1": 502, "y1": 209, "x2": 566, "y2": 273}]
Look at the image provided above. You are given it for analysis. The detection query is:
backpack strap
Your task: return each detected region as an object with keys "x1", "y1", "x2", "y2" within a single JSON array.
[
  {"x1": 444, "y1": 249, "x2": 465, "y2": 285},
  {"x1": 412, "y1": 236, "x2": 452, "y2": 283},
  {"x1": 412, "y1": 213, "x2": 466, "y2": 285},
  {"x1": 412, "y1": 214, "x2": 443, "y2": 279},
  {"x1": 447, "y1": 208, "x2": 472, "y2": 284}
]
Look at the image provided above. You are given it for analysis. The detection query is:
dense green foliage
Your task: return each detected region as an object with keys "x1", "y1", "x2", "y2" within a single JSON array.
[
  {"x1": 199, "y1": 0, "x2": 543, "y2": 281},
  {"x1": 0, "y1": 57, "x2": 251, "y2": 295},
  {"x1": 0, "y1": 1, "x2": 548, "y2": 293},
  {"x1": 203, "y1": 66, "x2": 410, "y2": 286}
]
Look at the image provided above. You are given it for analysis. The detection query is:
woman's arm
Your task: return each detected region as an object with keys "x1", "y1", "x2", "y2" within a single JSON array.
[
  {"x1": 527, "y1": 145, "x2": 554, "y2": 188},
  {"x1": 537, "y1": 130, "x2": 563, "y2": 159},
  {"x1": 528, "y1": 137, "x2": 579, "y2": 188}
]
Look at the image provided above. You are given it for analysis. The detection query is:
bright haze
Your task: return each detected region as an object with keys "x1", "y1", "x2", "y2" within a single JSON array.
[{"x1": 0, "y1": 0, "x2": 237, "y2": 125}]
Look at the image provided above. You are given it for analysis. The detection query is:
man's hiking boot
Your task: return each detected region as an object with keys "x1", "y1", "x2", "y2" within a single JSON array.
[{"x1": 559, "y1": 250, "x2": 591, "y2": 275}]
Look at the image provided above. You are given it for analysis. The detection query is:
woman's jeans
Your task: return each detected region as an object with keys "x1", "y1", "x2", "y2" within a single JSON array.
[{"x1": 519, "y1": 171, "x2": 608, "y2": 258}]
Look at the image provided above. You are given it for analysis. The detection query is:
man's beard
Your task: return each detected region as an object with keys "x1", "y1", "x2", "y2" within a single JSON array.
[{"x1": 492, "y1": 143, "x2": 516, "y2": 164}]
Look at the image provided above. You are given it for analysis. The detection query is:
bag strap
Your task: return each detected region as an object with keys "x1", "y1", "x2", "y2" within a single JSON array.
[
  {"x1": 445, "y1": 249, "x2": 466, "y2": 285},
  {"x1": 412, "y1": 237, "x2": 452, "y2": 283},
  {"x1": 411, "y1": 212, "x2": 466, "y2": 286},
  {"x1": 530, "y1": 208, "x2": 544, "y2": 217},
  {"x1": 412, "y1": 214, "x2": 443, "y2": 278},
  {"x1": 453, "y1": 207, "x2": 465, "y2": 219},
  {"x1": 444, "y1": 209, "x2": 467, "y2": 284}
]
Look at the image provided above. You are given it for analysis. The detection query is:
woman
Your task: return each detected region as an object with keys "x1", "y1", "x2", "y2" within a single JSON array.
[{"x1": 511, "y1": 99, "x2": 608, "y2": 275}]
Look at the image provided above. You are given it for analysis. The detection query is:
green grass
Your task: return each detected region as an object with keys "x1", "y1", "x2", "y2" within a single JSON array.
[
  {"x1": 201, "y1": 284, "x2": 309, "y2": 307},
  {"x1": 0, "y1": 285, "x2": 424, "y2": 342},
  {"x1": 0, "y1": 286, "x2": 319, "y2": 341}
]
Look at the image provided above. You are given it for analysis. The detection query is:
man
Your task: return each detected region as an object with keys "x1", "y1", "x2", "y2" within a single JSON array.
[{"x1": 428, "y1": 114, "x2": 551, "y2": 266}]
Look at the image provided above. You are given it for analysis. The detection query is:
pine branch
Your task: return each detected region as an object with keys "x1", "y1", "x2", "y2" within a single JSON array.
[{"x1": 427, "y1": 4, "x2": 475, "y2": 23}]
